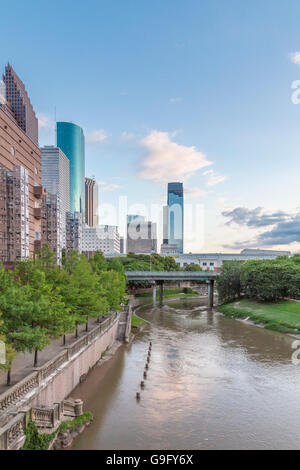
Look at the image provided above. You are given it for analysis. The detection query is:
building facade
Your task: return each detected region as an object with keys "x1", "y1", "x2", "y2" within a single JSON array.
[
  {"x1": 56, "y1": 122, "x2": 85, "y2": 217},
  {"x1": 82, "y1": 225, "x2": 120, "y2": 256},
  {"x1": 174, "y1": 249, "x2": 292, "y2": 271},
  {"x1": 160, "y1": 243, "x2": 179, "y2": 257},
  {"x1": 85, "y1": 177, "x2": 98, "y2": 227},
  {"x1": 0, "y1": 66, "x2": 41, "y2": 262},
  {"x1": 127, "y1": 220, "x2": 157, "y2": 254},
  {"x1": 41, "y1": 146, "x2": 70, "y2": 248},
  {"x1": 66, "y1": 211, "x2": 82, "y2": 253},
  {"x1": 167, "y1": 182, "x2": 183, "y2": 255},
  {"x1": 41, "y1": 189, "x2": 62, "y2": 263},
  {"x1": 0, "y1": 165, "x2": 29, "y2": 262},
  {"x1": 2, "y1": 64, "x2": 39, "y2": 146}
]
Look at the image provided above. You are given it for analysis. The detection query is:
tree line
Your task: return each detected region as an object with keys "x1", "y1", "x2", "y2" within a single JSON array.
[
  {"x1": 217, "y1": 255, "x2": 300, "y2": 304},
  {"x1": 0, "y1": 245, "x2": 126, "y2": 385}
]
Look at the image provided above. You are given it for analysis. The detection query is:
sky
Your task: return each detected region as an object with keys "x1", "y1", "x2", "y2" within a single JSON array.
[{"x1": 2, "y1": 0, "x2": 300, "y2": 253}]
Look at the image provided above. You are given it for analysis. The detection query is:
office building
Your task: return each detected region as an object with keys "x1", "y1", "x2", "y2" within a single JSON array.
[
  {"x1": 127, "y1": 219, "x2": 157, "y2": 254},
  {"x1": 82, "y1": 225, "x2": 120, "y2": 256},
  {"x1": 0, "y1": 65, "x2": 41, "y2": 261},
  {"x1": 160, "y1": 243, "x2": 178, "y2": 257},
  {"x1": 167, "y1": 182, "x2": 184, "y2": 255},
  {"x1": 2, "y1": 64, "x2": 39, "y2": 146},
  {"x1": 85, "y1": 177, "x2": 98, "y2": 227},
  {"x1": 120, "y1": 236, "x2": 125, "y2": 254},
  {"x1": 41, "y1": 189, "x2": 62, "y2": 263},
  {"x1": 56, "y1": 122, "x2": 85, "y2": 217},
  {"x1": 41, "y1": 146, "x2": 70, "y2": 248},
  {"x1": 163, "y1": 205, "x2": 169, "y2": 244},
  {"x1": 66, "y1": 212, "x2": 82, "y2": 253}
]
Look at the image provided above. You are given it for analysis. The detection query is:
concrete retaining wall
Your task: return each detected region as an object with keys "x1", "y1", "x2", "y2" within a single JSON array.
[{"x1": 33, "y1": 318, "x2": 119, "y2": 407}]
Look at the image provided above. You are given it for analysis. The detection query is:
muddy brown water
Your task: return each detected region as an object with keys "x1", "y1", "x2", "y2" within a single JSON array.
[{"x1": 70, "y1": 298, "x2": 300, "y2": 450}]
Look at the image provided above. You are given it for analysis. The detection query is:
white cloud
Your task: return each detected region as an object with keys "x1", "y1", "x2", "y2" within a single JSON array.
[
  {"x1": 289, "y1": 52, "x2": 300, "y2": 65},
  {"x1": 139, "y1": 130, "x2": 212, "y2": 185},
  {"x1": 37, "y1": 113, "x2": 54, "y2": 130},
  {"x1": 203, "y1": 169, "x2": 227, "y2": 187},
  {"x1": 169, "y1": 97, "x2": 182, "y2": 103},
  {"x1": 86, "y1": 129, "x2": 108, "y2": 143},
  {"x1": 121, "y1": 131, "x2": 135, "y2": 141},
  {"x1": 185, "y1": 187, "x2": 206, "y2": 198},
  {"x1": 98, "y1": 182, "x2": 123, "y2": 192}
]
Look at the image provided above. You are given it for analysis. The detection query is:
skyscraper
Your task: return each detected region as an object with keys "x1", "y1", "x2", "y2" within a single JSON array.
[
  {"x1": 2, "y1": 64, "x2": 38, "y2": 146},
  {"x1": 0, "y1": 65, "x2": 41, "y2": 261},
  {"x1": 127, "y1": 219, "x2": 157, "y2": 254},
  {"x1": 85, "y1": 177, "x2": 99, "y2": 227},
  {"x1": 41, "y1": 146, "x2": 70, "y2": 248},
  {"x1": 56, "y1": 122, "x2": 85, "y2": 217},
  {"x1": 167, "y1": 182, "x2": 184, "y2": 255}
]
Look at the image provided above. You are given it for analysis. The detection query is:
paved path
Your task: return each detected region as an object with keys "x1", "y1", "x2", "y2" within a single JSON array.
[{"x1": 0, "y1": 319, "x2": 102, "y2": 395}]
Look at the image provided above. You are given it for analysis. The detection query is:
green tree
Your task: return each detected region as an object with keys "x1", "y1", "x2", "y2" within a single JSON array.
[{"x1": 217, "y1": 261, "x2": 243, "y2": 304}]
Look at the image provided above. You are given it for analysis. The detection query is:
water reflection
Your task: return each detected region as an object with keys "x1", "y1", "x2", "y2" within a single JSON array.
[{"x1": 71, "y1": 298, "x2": 300, "y2": 450}]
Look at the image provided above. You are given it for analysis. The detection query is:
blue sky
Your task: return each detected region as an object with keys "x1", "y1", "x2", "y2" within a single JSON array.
[{"x1": 2, "y1": 0, "x2": 300, "y2": 252}]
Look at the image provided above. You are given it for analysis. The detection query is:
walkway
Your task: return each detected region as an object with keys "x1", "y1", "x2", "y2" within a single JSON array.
[{"x1": 0, "y1": 318, "x2": 104, "y2": 395}]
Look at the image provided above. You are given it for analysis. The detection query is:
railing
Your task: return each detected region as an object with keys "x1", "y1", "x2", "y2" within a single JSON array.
[
  {"x1": 0, "y1": 411, "x2": 27, "y2": 450},
  {"x1": 0, "y1": 311, "x2": 119, "y2": 413},
  {"x1": 0, "y1": 399, "x2": 83, "y2": 450}
]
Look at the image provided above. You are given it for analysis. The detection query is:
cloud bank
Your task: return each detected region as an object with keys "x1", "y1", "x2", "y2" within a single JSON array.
[
  {"x1": 138, "y1": 130, "x2": 212, "y2": 185},
  {"x1": 222, "y1": 206, "x2": 300, "y2": 247},
  {"x1": 86, "y1": 129, "x2": 108, "y2": 143}
]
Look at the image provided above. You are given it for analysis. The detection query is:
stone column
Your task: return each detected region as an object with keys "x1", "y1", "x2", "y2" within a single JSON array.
[
  {"x1": 207, "y1": 280, "x2": 214, "y2": 309},
  {"x1": 159, "y1": 281, "x2": 164, "y2": 307},
  {"x1": 153, "y1": 283, "x2": 157, "y2": 305}
]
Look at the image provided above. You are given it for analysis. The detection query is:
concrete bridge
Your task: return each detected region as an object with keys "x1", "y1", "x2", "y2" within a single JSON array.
[{"x1": 125, "y1": 271, "x2": 219, "y2": 308}]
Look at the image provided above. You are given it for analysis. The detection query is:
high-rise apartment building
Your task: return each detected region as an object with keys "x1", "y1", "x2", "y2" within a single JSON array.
[
  {"x1": 127, "y1": 219, "x2": 157, "y2": 254},
  {"x1": 41, "y1": 146, "x2": 70, "y2": 248},
  {"x1": 85, "y1": 177, "x2": 98, "y2": 227},
  {"x1": 0, "y1": 65, "x2": 41, "y2": 262},
  {"x1": 2, "y1": 64, "x2": 38, "y2": 146},
  {"x1": 167, "y1": 182, "x2": 184, "y2": 255},
  {"x1": 0, "y1": 165, "x2": 30, "y2": 262},
  {"x1": 56, "y1": 122, "x2": 85, "y2": 217},
  {"x1": 41, "y1": 189, "x2": 62, "y2": 263},
  {"x1": 66, "y1": 212, "x2": 82, "y2": 253},
  {"x1": 82, "y1": 225, "x2": 120, "y2": 256}
]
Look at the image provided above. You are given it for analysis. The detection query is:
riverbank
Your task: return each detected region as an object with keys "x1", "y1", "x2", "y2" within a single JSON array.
[{"x1": 218, "y1": 299, "x2": 300, "y2": 335}]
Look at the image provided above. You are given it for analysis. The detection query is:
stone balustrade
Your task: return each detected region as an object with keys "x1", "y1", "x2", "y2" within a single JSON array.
[
  {"x1": 0, "y1": 398, "x2": 83, "y2": 450},
  {"x1": 0, "y1": 311, "x2": 119, "y2": 414}
]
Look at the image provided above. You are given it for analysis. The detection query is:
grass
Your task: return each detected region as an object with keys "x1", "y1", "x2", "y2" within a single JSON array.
[
  {"x1": 131, "y1": 315, "x2": 147, "y2": 328},
  {"x1": 218, "y1": 299, "x2": 300, "y2": 334}
]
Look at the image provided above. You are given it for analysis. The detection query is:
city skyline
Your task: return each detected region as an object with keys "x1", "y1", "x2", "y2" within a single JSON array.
[{"x1": 2, "y1": 1, "x2": 300, "y2": 253}]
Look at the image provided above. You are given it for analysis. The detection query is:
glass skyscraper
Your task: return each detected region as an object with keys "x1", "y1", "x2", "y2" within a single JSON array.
[
  {"x1": 56, "y1": 122, "x2": 85, "y2": 216},
  {"x1": 167, "y1": 182, "x2": 184, "y2": 254}
]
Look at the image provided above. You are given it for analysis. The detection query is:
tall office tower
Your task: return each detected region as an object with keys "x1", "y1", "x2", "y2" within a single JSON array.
[
  {"x1": 163, "y1": 205, "x2": 169, "y2": 244},
  {"x1": 41, "y1": 146, "x2": 70, "y2": 248},
  {"x1": 0, "y1": 66, "x2": 41, "y2": 261},
  {"x1": 66, "y1": 211, "x2": 82, "y2": 253},
  {"x1": 82, "y1": 225, "x2": 120, "y2": 257},
  {"x1": 2, "y1": 64, "x2": 39, "y2": 146},
  {"x1": 56, "y1": 122, "x2": 85, "y2": 217},
  {"x1": 167, "y1": 182, "x2": 184, "y2": 255},
  {"x1": 127, "y1": 219, "x2": 157, "y2": 254},
  {"x1": 41, "y1": 190, "x2": 62, "y2": 264},
  {"x1": 85, "y1": 177, "x2": 98, "y2": 227},
  {"x1": 0, "y1": 165, "x2": 29, "y2": 262}
]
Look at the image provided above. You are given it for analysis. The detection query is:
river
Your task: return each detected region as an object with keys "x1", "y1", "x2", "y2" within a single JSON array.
[{"x1": 71, "y1": 298, "x2": 300, "y2": 450}]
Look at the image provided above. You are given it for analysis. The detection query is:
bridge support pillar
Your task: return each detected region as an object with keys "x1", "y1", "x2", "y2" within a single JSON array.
[
  {"x1": 158, "y1": 281, "x2": 164, "y2": 307},
  {"x1": 207, "y1": 280, "x2": 215, "y2": 309},
  {"x1": 152, "y1": 283, "x2": 157, "y2": 305}
]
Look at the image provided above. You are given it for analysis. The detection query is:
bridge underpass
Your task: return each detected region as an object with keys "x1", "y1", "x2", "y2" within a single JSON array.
[{"x1": 125, "y1": 272, "x2": 219, "y2": 308}]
